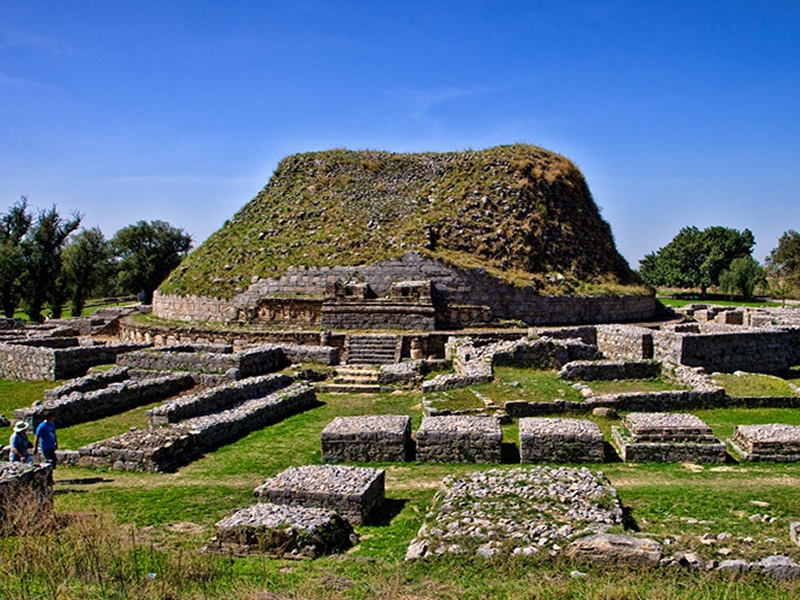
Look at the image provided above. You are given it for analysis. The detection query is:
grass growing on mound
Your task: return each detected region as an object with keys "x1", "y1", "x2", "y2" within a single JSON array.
[{"x1": 712, "y1": 373, "x2": 800, "y2": 398}]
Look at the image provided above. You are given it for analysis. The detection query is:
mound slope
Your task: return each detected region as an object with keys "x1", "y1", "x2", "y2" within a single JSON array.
[{"x1": 163, "y1": 144, "x2": 640, "y2": 299}]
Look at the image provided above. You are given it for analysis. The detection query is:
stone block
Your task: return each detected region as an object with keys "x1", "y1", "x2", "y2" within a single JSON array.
[
  {"x1": 207, "y1": 502, "x2": 354, "y2": 558},
  {"x1": 254, "y1": 465, "x2": 385, "y2": 525},
  {"x1": 321, "y1": 415, "x2": 412, "y2": 462},
  {"x1": 519, "y1": 417, "x2": 604, "y2": 463},
  {"x1": 730, "y1": 424, "x2": 800, "y2": 462},
  {"x1": 612, "y1": 412, "x2": 727, "y2": 463},
  {"x1": 415, "y1": 416, "x2": 502, "y2": 463}
]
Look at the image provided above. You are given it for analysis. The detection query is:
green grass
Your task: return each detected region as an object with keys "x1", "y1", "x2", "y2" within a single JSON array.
[
  {"x1": 658, "y1": 297, "x2": 780, "y2": 308},
  {"x1": 8, "y1": 377, "x2": 800, "y2": 598},
  {"x1": 586, "y1": 377, "x2": 687, "y2": 395},
  {"x1": 425, "y1": 388, "x2": 486, "y2": 411},
  {"x1": 56, "y1": 398, "x2": 166, "y2": 449},
  {"x1": 0, "y1": 379, "x2": 61, "y2": 419},
  {"x1": 713, "y1": 373, "x2": 799, "y2": 398}
]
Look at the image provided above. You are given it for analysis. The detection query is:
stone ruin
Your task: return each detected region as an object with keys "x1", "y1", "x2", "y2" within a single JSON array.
[
  {"x1": 253, "y1": 465, "x2": 385, "y2": 526},
  {"x1": 415, "y1": 416, "x2": 502, "y2": 463},
  {"x1": 0, "y1": 462, "x2": 53, "y2": 532},
  {"x1": 321, "y1": 415, "x2": 413, "y2": 463},
  {"x1": 519, "y1": 417, "x2": 605, "y2": 463},
  {"x1": 730, "y1": 424, "x2": 800, "y2": 462},
  {"x1": 612, "y1": 412, "x2": 728, "y2": 463},
  {"x1": 405, "y1": 466, "x2": 624, "y2": 560}
]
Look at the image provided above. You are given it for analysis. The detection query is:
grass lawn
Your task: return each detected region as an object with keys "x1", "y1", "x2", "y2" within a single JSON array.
[
  {"x1": 0, "y1": 379, "x2": 61, "y2": 419},
  {"x1": 586, "y1": 377, "x2": 686, "y2": 395},
  {"x1": 712, "y1": 373, "x2": 800, "y2": 397},
  {"x1": 6, "y1": 377, "x2": 800, "y2": 598}
]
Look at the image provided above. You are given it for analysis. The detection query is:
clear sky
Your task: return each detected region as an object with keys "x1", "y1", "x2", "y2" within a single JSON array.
[{"x1": 2, "y1": 1, "x2": 799, "y2": 266}]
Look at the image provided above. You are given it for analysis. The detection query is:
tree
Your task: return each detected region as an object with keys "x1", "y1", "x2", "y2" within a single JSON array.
[
  {"x1": 719, "y1": 256, "x2": 765, "y2": 301},
  {"x1": 63, "y1": 227, "x2": 112, "y2": 317},
  {"x1": 0, "y1": 198, "x2": 32, "y2": 317},
  {"x1": 638, "y1": 226, "x2": 755, "y2": 295},
  {"x1": 766, "y1": 230, "x2": 800, "y2": 289},
  {"x1": 21, "y1": 206, "x2": 81, "y2": 322},
  {"x1": 112, "y1": 220, "x2": 192, "y2": 304}
]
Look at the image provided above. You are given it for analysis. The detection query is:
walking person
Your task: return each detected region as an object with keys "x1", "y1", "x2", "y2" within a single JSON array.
[
  {"x1": 34, "y1": 411, "x2": 58, "y2": 468},
  {"x1": 8, "y1": 421, "x2": 33, "y2": 463}
]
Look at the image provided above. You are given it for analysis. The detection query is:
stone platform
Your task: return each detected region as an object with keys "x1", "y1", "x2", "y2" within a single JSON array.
[
  {"x1": 207, "y1": 502, "x2": 354, "y2": 558},
  {"x1": 0, "y1": 462, "x2": 53, "y2": 530},
  {"x1": 519, "y1": 417, "x2": 604, "y2": 463},
  {"x1": 254, "y1": 465, "x2": 384, "y2": 525},
  {"x1": 321, "y1": 415, "x2": 412, "y2": 462},
  {"x1": 730, "y1": 424, "x2": 800, "y2": 462},
  {"x1": 415, "y1": 416, "x2": 502, "y2": 463},
  {"x1": 612, "y1": 412, "x2": 727, "y2": 463}
]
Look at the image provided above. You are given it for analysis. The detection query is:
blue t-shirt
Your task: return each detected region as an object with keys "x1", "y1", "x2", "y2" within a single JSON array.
[{"x1": 35, "y1": 421, "x2": 57, "y2": 450}]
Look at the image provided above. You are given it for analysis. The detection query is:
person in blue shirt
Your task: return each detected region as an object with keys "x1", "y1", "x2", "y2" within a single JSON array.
[
  {"x1": 9, "y1": 421, "x2": 33, "y2": 463},
  {"x1": 34, "y1": 411, "x2": 58, "y2": 468}
]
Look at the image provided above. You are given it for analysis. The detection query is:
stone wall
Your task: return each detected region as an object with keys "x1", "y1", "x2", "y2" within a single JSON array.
[
  {"x1": 154, "y1": 252, "x2": 656, "y2": 327},
  {"x1": 78, "y1": 381, "x2": 315, "y2": 472},
  {"x1": 118, "y1": 345, "x2": 288, "y2": 377},
  {"x1": 596, "y1": 325, "x2": 654, "y2": 360},
  {"x1": 148, "y1": 373, "x2": 293, "y2": 425},
  {"x1": 44, "y1": 367, "x2": 131, "y2": 401},
  {"x1": 0, "y1": 462, "x2": 53, "y2": 529},
  {"x1": 653, "y1": 328, "x2": 800, "y2": 374},
  {"x1": 0, "y1": 340, "x2": 150, "y2": 381},
  {"x1": 15, "y1": 372, "x2": 196, "y2": 428},
  {"x1": 558, "y1": 360, "x2": 661, "y2": 381}
]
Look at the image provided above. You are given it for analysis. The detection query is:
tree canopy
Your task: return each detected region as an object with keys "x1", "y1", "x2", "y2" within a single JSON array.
[
  {"x1": 112, "y1": 220, "x2": 192, "y2": 304},
  {"x1": 638, "y1": 226, "x2": 755, "y2": 295}
]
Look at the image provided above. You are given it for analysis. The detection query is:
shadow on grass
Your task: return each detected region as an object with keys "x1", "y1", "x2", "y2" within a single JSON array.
[
  {"x1": 368, "y1": 498, "x2": 407, "y2": 527},
  {"x1": 501, "y1": 442, "x2": 520, "y2": 464},
  {"x1": 56, "y1": 477, "x2": 112, "y2": 485},
  {"x1": 622, "y1": 505, "x2": 640, "y2": 532}
]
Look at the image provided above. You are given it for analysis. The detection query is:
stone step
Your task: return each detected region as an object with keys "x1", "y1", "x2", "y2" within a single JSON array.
[{"x1": 345, "y1": 335, "x2": 400, "y2": 366}]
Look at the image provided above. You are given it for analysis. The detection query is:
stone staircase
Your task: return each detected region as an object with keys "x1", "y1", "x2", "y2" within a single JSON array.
[
  {"x1": 316, "y1": 365, "x2": 383, "y2": 393},
  {"x1": 345, "y1": 335, "x2": 401, "y2": 365}
]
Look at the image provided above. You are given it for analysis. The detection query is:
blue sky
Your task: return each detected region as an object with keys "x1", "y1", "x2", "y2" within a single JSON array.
[{"x1": 2, "y1": 1, "x2": 799, "y2": 266}]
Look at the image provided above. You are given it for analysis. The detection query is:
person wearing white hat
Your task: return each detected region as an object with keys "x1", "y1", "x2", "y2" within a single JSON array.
[{"x1": 9, "y1": 421, "x2": 34, "y2": 463}]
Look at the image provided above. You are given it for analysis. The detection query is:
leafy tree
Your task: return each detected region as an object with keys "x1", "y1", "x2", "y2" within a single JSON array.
[
  {"x1": 718, "y1": 256, "x2": 765, "y2": 301},
  {"x1": 63, "y1": 227, "x2": 112, "y2": 317},
  {"x1": 112, "y1": 220, "x2": 192, "y2": 304},
  {"x1": 21, "y1": 206, "x2": 81, "y2": 322},
  {"x1": 766, "y1": 230, "x2": 800, "y2": 290},
  {"x1": 0, "y1": 198, "x2": 32, "y2": 317},
  {"x1": 638, "y1": 226, "x2": 755, "y2": 295}
]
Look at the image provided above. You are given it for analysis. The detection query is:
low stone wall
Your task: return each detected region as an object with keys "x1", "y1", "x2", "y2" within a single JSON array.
[
  {"x1": 254, "y1": 465, "x2": 385, "y2": 525},
  {"x1": 415, "y1": 416, "x2": 502, "y2": 463},
  {"x1": 558, "y1": 359, "x2": 661, "y2": 381},
  {"x1": 15, "y1": 372, "x2": 196, "y2": 429},
  {"x1": 321, "y1": 301, "x2": 436, "y2": 331},
  {"x1": 207, "y1": 502, "x2": 354, "y2": 558},
  {"x1": 0, "y1": 340, "x2": 150, "y2": 381},
  {"x1": 148, "y1": 373, "x2": 293, "y2": 425},
  {"x1": 519, "y1": 418, "x2": 604, "y2": 463},
  {"x1": 44, "y1": 367, "x2": 130, "y2": 401},
  {"x1": 78, "y1": 382, "x2": 315, "y2": 472},
  {"x1": 321, "y1": 415, "x2": 412, "y2": 462},
  {"x1": 0, "y1": 462, "x2": 53, "y2": 529},
  {"x1": 117, "y1": 345, "x2": 288, "y2": 377},
  {"x1": 612, "y1": 413, "x2": 727, "y2": 463}
]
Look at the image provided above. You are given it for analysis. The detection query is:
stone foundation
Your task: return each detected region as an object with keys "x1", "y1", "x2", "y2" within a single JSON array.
[
  {"x1": 207, "y1": 502, "x2": 354, "y2": 558},
  {"x1": 730, "y1": 424, "x2": 800, "y2": 462},
  {"x1": 321, "y1": 415, "x2": 413, "y2": 463},
  {"x1": 612, "y1": 412, "x2": 727, "y2": 463},
  {"x1": 118, "y1": 345, "x2": 288, "y2": 377},
  {"x1": 15, "y1": 372, "x2": 196, "y2": 429},
  {"x1": 78, "y1": 382, "x2": 315, "y2": 472},
  {"x1": 519, "y1": 418, "x2": 604, "y2": 463},
  {"x1": 415, "y1": 416, "x2": 502, "y2": 463},
  {"x1": 148, "y1": 373, "x2": 293, "y2": 425},
  {"x1": 254, "y1": 465, "x2": 384, "y2": 525}
]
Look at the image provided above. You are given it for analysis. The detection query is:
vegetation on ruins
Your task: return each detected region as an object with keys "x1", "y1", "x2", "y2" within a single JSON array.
[
  {"x1": 638, "y1": 226, "x2": 756, "y2": 297},
  {"x1": 111, "y1": 220, "x2": 192, "y2": 305},
  {"x1": 766, "y1": 229, "x2": 800, "y2": 302},
  {"x1": 161, "y1": 145, "x2": 645, "y2": 300}
]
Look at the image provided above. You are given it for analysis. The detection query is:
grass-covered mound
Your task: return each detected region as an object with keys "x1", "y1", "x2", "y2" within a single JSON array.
[{"x1": 163, "y1": 144, "x2": 644, "y2": 299}]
